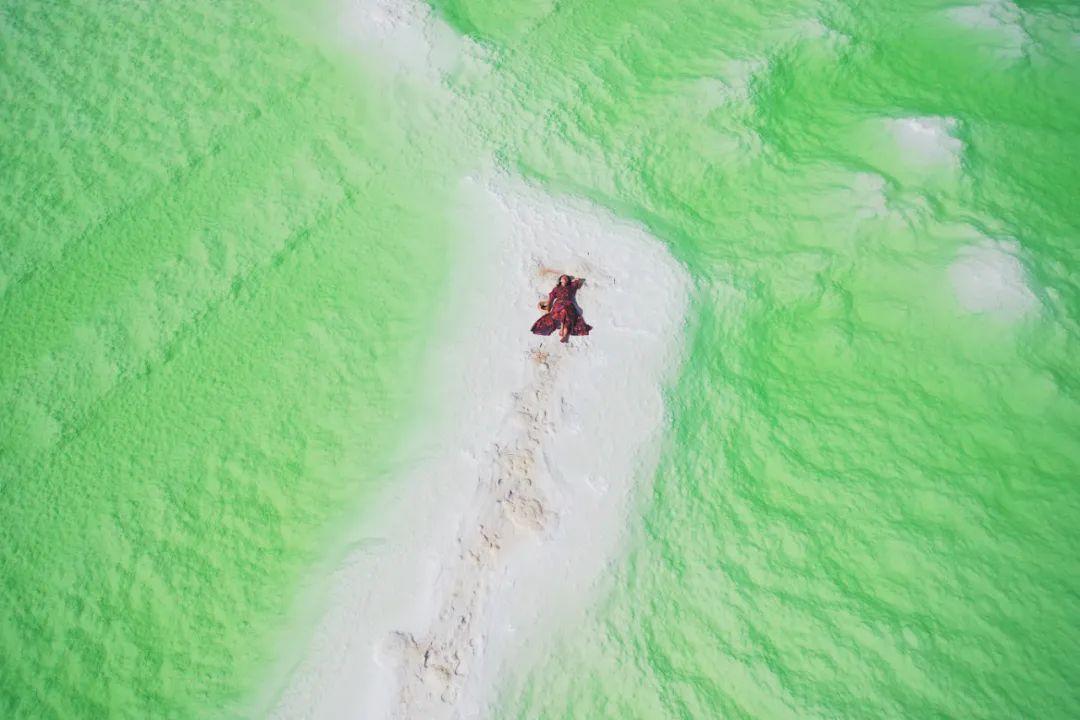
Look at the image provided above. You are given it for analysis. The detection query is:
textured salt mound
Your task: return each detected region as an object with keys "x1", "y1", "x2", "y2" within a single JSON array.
[
  {"x1": 270, "y1": 175, "x2": 690, "y2": 719},
  {"x1": 949, "y1": 240, "x2": 1038, "y2": 319},
  {"x1": 948, "y1": 1, "x2": 1030, "y2": 58},
  {"x1": 851, "y1": 172, "x2": 888, "y2": 219},
  {"x1": 340, "y1": 0, "x2": 469, "y2": 79},
  {"x1": 270, "y1": 3, "x2": 690, "y2": 716},
  {"x1": 888, "y1": 116, "x2": 963, "y2": 165}
]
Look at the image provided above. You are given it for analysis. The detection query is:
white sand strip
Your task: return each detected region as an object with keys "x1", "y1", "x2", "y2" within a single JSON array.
[{"x1": 269, "y1": 173, "x2": 690, "y2": 719}]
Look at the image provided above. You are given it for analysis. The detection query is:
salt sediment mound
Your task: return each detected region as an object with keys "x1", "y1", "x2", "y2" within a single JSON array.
[
  {"x1": 691, "y1": 59, "x2": 765, "y2": 108},
  {"x1": 888, "y1": 116, "x2": 963, "y2": 166},
  {"x1": 270, "y1": 175, "x2": 690, "y2": 719},
  {"x1": 340, "y1": 0, "x2": 461, "y2": 78},
  {"x1": 948, "y1": 239, "x2": 1038, "y2": 319},
  {"x1": 338, "y1": 0, "x2": 494, "y2": 91},
  {"x1": 948, "y1": 1, "x2": 1031, "y2": 58},
  {"x1": 850, "y1": 172, "x2": 888, "y2": 219},
  {"x1": 271, "y1": 2, "x2": 690, "y2": 716}
]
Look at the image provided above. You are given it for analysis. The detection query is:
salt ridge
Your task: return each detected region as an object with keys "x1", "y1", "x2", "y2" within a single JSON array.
[
  {"x1": 271, "y1": 175, "x2": 689, "y2": 719},
  {"x1": 269, "y1": 1, "x2": 691, "y2": 716}
]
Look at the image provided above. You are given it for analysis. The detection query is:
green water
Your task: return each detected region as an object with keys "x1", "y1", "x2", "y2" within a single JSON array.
[
  {"x1": 2, "y1": 0, "x2": 1079, "y2": 717},
  {"x1": 0, "y1": 2, "x2": 464, "y2": 716}
]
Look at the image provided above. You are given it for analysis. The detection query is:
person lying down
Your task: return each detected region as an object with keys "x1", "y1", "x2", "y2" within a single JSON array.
[{"x1": 531, "y1": 274, "x2": 592, "y2": 343}]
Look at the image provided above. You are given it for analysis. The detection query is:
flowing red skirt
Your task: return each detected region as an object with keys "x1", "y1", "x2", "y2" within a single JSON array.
[{"x1": 531, "y1": 303, "x2": 591, "y2": 337}]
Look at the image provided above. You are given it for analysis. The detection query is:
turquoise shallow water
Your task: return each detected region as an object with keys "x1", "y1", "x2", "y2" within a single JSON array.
[{"x1": 2, "y1": 0, "x2": 1079, "y2": 717}]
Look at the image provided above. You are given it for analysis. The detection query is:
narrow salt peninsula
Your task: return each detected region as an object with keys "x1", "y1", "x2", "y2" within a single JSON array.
[
  {"x1": 271, "y1": 174, "x2": 690, "y2": 719},
  {"x1": 267, "y1": 1, "x2": 690, "y2": 715}
]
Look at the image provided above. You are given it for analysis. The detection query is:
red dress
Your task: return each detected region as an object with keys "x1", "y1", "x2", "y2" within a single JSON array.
[{"x1": 531, "y1": 278, "x2": 592, "y2": 337}]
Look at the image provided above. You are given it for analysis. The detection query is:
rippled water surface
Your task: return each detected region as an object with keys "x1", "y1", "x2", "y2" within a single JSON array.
[
  {"x1": 2, "y1": 0, "x2": 1079, "y2": 717},
  {"x1": 1, "y1": 2, "x2": 461, "y2": 716}
]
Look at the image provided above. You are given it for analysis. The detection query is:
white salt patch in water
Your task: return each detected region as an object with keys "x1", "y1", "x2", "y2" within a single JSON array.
[
  {"x1": 691, "y1": 76, "x2": 743, "y2": 108},
  {"x1": 794, "y1": 17, "x2": 830, "y2": 38},
  {"x1": 778, "y1": 17, "x2": 851, "y2": 47},
  {"x1": 340, "y1": 0, "x2": 491, "y2": 83},
  {"x1": 682, "y1": 59, "x2": 766, "y2": 160},
  {"x1": 691, "y1": 58, "x2": 767, "y2": 108},
  {"x1": 948, "y1": 239, "x2": 1038, "y2": 319},
  {"x1": 270, "y1": 175, "x2": 690, "y2": 720},
  {"x1": 813, "y1": 170, "x2": 890, "y2": 225},
  {"x1": 948, "y1": 1, "x2": 1031, "y2": 58},
  {"x1": 888, "y1": 116, "x2": 963, "y2": 166},
  {"x1": 271, "y1": 4, "x2": 690, "y2": 717},
  {"x1": 851, "y1": 172, "x2": 889, "y2": 219}
]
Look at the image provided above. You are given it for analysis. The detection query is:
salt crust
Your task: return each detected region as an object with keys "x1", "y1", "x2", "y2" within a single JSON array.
[
  {"x1": 270, "y1": 172, "x2": 689, "y2": 719},
  {"x1": 948, "y1": 1, "x2": 1031, "y2": 59},
  {"x1": 888, "y1": 116, "x2": 964, "y2": 166},
  {"x1": 949, "y1": 238, "x2": 1038, "y2": 319},
  {"x1": 272, "y1": 3, "x2": 686, "y2": 715}
]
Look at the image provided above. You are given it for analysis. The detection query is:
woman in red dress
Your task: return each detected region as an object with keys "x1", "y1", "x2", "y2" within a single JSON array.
[{"x1": 531, "y1": 275, "x2": 592, "y2": 343}]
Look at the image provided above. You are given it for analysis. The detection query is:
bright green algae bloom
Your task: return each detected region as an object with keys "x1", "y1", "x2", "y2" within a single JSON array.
[{"x1": 2, "y1": 0, "x2": 1079, "y2": 718}]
